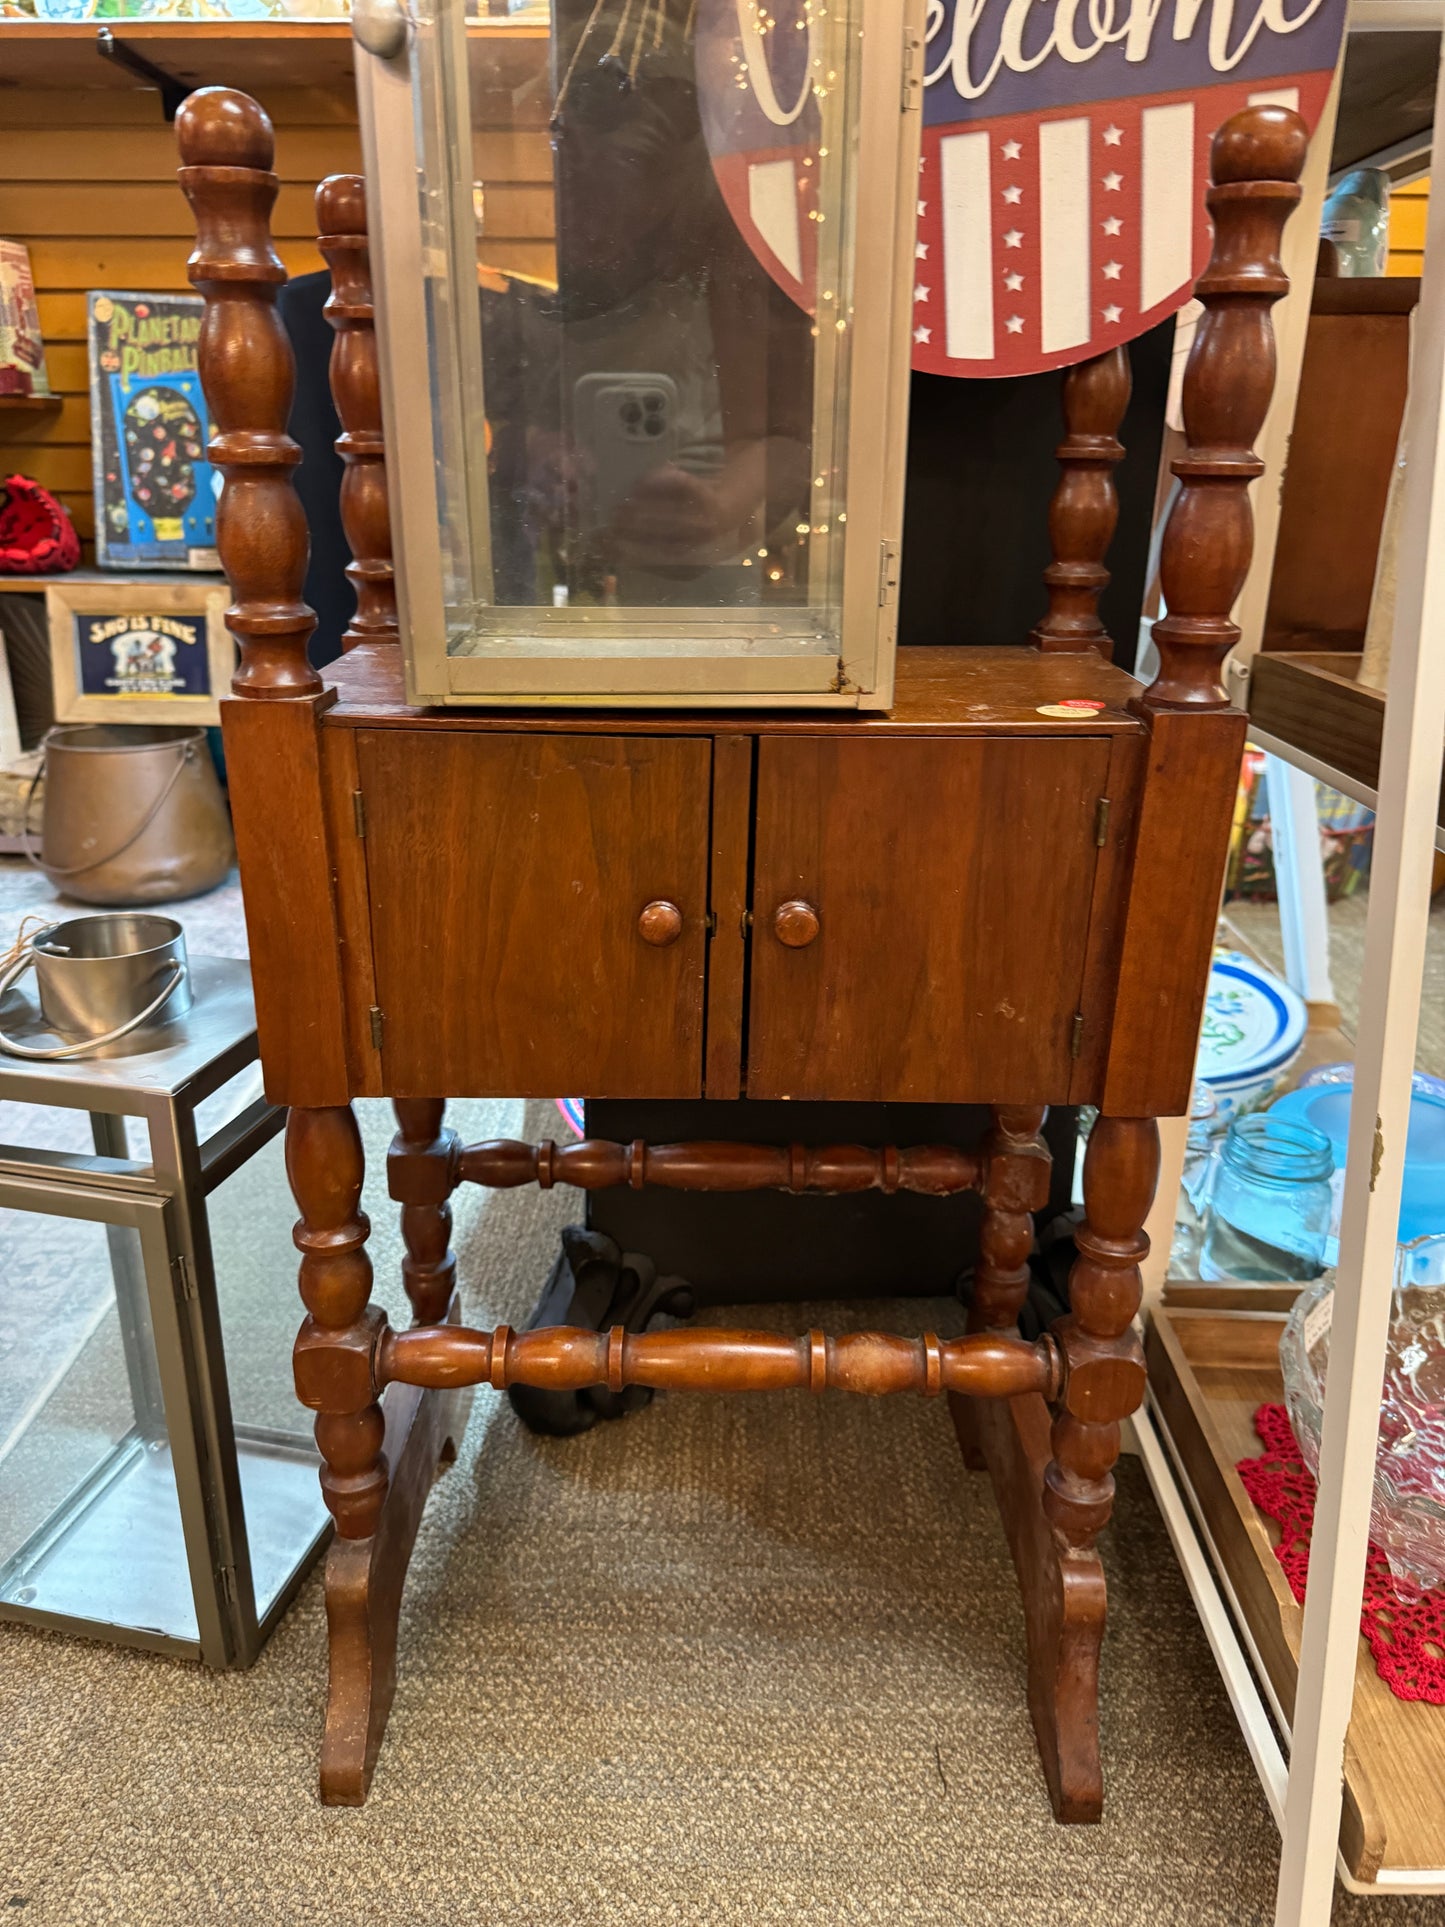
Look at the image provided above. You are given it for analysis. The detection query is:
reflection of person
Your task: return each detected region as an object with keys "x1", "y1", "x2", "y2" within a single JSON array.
[{"x1": 481, "y1": 0, "x2": 814, "y2": 608}]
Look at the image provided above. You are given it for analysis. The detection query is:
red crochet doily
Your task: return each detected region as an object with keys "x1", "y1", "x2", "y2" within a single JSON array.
[{"x1": 1237, "y1": 1404, "x2": 1445, "y2": 1705}]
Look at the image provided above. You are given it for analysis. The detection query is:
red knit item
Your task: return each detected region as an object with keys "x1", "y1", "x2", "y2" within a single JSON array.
[
  {"x1": 0, "y1": 473, "x2": 79, "y2": 575},
  {"x1": 1238, "y1": 1404, "x2": 1445, "y2": 1705}
]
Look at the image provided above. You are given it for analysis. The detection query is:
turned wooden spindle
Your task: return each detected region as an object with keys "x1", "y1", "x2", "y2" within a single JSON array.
[
  {"x1": 1031, "y1": 348, "x2": 1131, "y2": 655},
  {"x1": 317, "y1": 175, "x2": 398, "y2": 650},
  {"x1": 177, "y1": 87, "x2": 320, "y2": 697},
  {"x1": 377, "y1": 1322, "x2": 1064, "y2": 1404},
  {"x1": 1042, "y1": 1116, "x2": 1158, "y2": 1558},
  {"x1": 452, "y1": 1135, "x2": 984, "y2": 1197},
  {"x1": 288, "y1": 1105, "x2": 389, "y2": 1538},
  {"x1": 389, "y1": 1099, "x2": 458, "y2": 1325},
  {"x1": 1144, "y1": 104, "x2": 1308, "y2": 710},
  {"x1": 971, "y1": 1105, "x2": 1050, "y2": 1330}
]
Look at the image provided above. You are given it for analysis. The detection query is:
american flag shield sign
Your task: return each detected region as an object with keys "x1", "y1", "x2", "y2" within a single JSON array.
[{"x1": 695, "y1": 0, "x2": 1348, "y2": 380}]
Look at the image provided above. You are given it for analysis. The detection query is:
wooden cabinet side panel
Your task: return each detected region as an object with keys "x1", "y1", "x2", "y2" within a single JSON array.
[
  {"x1": 357, "y1": 729, "x2": 711, "y2": 1099},
  {"x1": 1069, "y1": 729, "x2": 1145, "y2": 1104},
  {"x1": 704, "y1": 733, "x2": 754, "y2": 1100},
  {"x1": 747, "y1": 734, "x2": 1112, "y2": 1104},
  {"x1": 1101, "y1": 708, "x2": 1247, "y2": 1119},
  {"x1": 320, "y1": 725, "x2": 384, "y2": 1098},
  {"x1": 221, "y1": 693, "x2": 352, "y2": 1108}
]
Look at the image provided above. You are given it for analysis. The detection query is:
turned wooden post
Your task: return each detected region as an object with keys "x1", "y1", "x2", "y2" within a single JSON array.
[
  {"x1": 1144, "y1": 105, "x2": 1308, "y2": 710},
  {"x1": 971, "y1": 1105, "x2": 1050, "y2": 1331},
  {"x1": 1032, "y1": 348, "x2": 1131, "y2": 655},
  {"x1": 1043, "y1": 1117, "x2": 1156, "y2": 1555},
  {"x1": 177, "y1": 87, "x2": 319, "y2": 697},
  {"x1": 317, "y1": 174, "x2": 398, "y2": 650},
  {"x1": 288, "y1": 1105, "x2": 389, "y2": 1538},
  {"x1": 389, "y1": 1099, "x2": 458, "y2": 1325}
]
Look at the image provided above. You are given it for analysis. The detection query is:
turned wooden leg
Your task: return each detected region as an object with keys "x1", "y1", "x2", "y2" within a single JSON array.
[
  {"x1": 962, "y1": 1113, "x2": 1156, "y2": 1824},
  {"x1": 288, "y1": 1104, "x2": 388, "y2": 1538},
  {"x1": 390, "y1": 1098, "x2": 458, "y2": 1325},
  {"x1": 1043, "y1": 1115, "x2": 1155, "y2": 1555},
  {"x1": 288, "y1": 1101, "x2": 467, "y2": 1806},
  {"x1": 952, "y1": 1105, "x2": 1049, "y2": 1467}
]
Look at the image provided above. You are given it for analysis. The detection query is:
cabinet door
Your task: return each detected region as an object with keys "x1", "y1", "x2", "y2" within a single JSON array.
[
  {"x1": 357, "y1": 730, "x2": 711, "y2": 1098},
  {"x1": 747, "y1": 735, "x2": 1112, "y2": 1102}
]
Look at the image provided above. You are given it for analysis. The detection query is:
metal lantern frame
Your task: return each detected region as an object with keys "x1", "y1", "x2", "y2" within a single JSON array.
[{"x1": 356, "y1": 0, "x2": 926, "y2": 708}]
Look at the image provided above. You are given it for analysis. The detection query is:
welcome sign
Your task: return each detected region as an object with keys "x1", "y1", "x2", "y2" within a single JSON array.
[{"x1": 696, "y1": 0, "x2": 1347, "y2": 378}]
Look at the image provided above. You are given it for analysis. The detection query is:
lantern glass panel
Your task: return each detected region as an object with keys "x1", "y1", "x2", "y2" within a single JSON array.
[
  {"x1": 0, "y1": 1204, "x2": 197, "y2": 1642},
  {"x1": 365, "y1": 0, "x2": 920, "y2": 703}
]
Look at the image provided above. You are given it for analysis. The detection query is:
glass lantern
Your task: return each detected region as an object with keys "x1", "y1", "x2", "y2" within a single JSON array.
[{"x1": 356, "y1": 0, "x2": 925, "y2": 706}]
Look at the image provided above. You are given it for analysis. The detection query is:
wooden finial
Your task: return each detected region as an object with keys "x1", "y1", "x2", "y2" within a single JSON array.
[
  {"x1": 1031, "y1": 347, "x2": 1131, "y2": 654},
  {"x1": 317, "y1": 175, "x2": 398, "y2": 650},
  {"x1": 177, "y1": 86, "x2": 320, "y2": 698},
  {"x1": 1144, "y1": 103, "x2": 1308, "y2": 710}
]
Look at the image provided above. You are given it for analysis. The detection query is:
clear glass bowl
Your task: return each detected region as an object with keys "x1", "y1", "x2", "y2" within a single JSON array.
[{"x1": 1280, "y1": 1235, "x2": 1445, "y2": 1595}]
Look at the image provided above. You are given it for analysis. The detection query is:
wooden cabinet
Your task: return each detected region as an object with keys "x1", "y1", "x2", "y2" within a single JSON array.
[
  {"x1": 746, "y1": 736, "x2": 1112, "y2": 1102},
  {"x1": 357, "y1": 729, "x2": 711, "y2": 1098},
  {"x1": 344, "y1": 690, "x2": 1137, "y2": 1109}
]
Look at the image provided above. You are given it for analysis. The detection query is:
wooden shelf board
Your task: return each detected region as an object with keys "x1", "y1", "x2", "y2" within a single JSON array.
[
  {"x1": 0, "y1": 18, "x2": 548, "y2": 96},
  {"x1": 1247, "y1": 649, "x2": 1445, "y2": 833},
  {"x1": 0, "y1": 568, "x2": 222, "y2": 595},
  {"x1": 1147, "y1": 1304, "x2": 1445, "y2": 1884}
]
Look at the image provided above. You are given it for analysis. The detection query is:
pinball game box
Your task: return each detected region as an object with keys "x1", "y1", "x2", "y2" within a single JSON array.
[{"x1": 88, "y1": 291, "x2": 220, "y2": 571}]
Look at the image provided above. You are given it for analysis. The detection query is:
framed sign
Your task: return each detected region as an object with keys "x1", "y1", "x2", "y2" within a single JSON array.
[
  {"x1": 47, "y1": 580, "x2": 232, "y2": 726},
  {"x1": 910, "y1": 0, "x2": 1349, "y2": 377}
]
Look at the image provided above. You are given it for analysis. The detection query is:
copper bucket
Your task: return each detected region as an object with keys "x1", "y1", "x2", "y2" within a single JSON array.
[{"x1": 27, "y1": 725, "x2": 234, "y2": 905}]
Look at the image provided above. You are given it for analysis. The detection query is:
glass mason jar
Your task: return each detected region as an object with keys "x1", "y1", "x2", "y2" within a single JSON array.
[{"x1": 1199, "y1": 1114, "x2": 1335, "y2": 1283}]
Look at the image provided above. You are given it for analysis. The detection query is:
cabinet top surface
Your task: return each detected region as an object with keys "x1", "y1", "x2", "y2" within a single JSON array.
[{"x1": 317, "y1": 645, "x2": 1147, "y2": 736}]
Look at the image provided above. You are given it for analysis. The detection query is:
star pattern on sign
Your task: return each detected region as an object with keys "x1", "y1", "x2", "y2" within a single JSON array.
[
  {"x1": 1102, "y1": 125, "x2": 1123, "y2": 146},
  {"x1": 1002, "y1": 183, "x2": 1022, "y2": 205},
  {"x1": 1102, "y1": 215, "x2": 1122, "y2": 236},
  {"x1": 1102, "y1": 260, "x2": 1122, "y2": 281},
  {"x1": 914, "y1": 324, "x2": 931, "y2": 344},
  {"x1": 1005, "y1": 315, "x2": 1024, "y2": 335},
  {"x1": 1003, "y1": 229, "x2": 1023, "y2": 249},
  {"x1": 1102, "y1": 304, "x2": 1122, "y2": 324},
  {"x1": 916, "y1": 241, "x2": 928, "y2": 260},
  {"x1": 1102, "y1": 172, "x2": 1122, "y2": 192},
  {"x1": 1003, "y1": 270, "x2": 1024, "y2": 292},
  {"x1": 918, "y1": 200, "x2": 927, "y2": 217},
  {"x1": 914, "y1": 284, "x2": 929, "y2": 302},
  {"x1": 1001, "y1": 138, "x2": 1021, "y2": 160}
]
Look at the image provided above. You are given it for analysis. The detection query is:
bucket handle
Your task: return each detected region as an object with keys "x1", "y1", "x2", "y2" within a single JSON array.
[
  {"x1": 0, "y1": 938, "x2": 188, "y2": 1060},
  {"x1": 23, "y1": 735, "x2": 198, "y2": 879}
]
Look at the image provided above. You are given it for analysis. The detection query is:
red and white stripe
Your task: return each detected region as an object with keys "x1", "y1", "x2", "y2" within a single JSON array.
[{"x1": 911, "y1": 76, "x2": 1320, "y2": 381}]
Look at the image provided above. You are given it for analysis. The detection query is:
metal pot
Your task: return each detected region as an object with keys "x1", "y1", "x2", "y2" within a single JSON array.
[
  {"x1": 0, "y1": 913, "x2": 191, "y2": 1059},
  {"x1": 28, "y1": 724, "x2": 234, "y2": 905}
]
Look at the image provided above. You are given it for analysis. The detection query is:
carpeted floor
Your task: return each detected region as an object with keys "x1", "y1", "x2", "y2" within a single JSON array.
[
  {"x1": 6, "y1": 865, "x2": 1445, "y2": 1923},
  {"x1": 1, "y1": 1127, "x2": 1443, "y2": 1927}
]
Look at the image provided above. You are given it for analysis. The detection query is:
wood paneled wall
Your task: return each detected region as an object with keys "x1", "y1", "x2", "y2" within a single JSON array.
[
  {"x1": 0, "y1": 82, "x2": 555, "y2": 560},
  {"x1": 1388, "y1": 175, "x2": 1428, "y2": 279}
]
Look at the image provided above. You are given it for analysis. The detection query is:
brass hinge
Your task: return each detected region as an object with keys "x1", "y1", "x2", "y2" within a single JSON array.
[
  {"x1": 704, "y1": 910, "x2": 718, "y2": 936},
  {"x1": 172, "y1": 1253, "x2": 197, "y2": 1302},
  {"x1": 1094, "y1": 796, "x2": 1111, "y2": 848},
  {"x1": 878, "y1": 538, "x2": 901, "y2": 608},
  {"x1": 1070, "y1": 1013, "x2": 1085, "y2": 1059},
  {"x1": 900, "y1": 22, "x2": 924, "y2": 111},
  {"x1": 352, "y1": 789, "x2": 367, "y2": 838},
  {"x1": 369, "y1": 1006, "x2": 384, "y2": 1050}
]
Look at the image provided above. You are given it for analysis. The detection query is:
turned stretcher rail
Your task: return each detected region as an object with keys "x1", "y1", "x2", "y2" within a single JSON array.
[
  {"x1": 376, "y1": 1323, "x2": 1062, "y2": 1401},
  {"x1": 447, "y1": 1137, "x2": 986, "y2": 1196}
]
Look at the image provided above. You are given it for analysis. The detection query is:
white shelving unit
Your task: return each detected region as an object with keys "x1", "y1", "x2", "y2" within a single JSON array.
[{"x1": 1140, "y1": 20, "x2": 1445, "y2": 1916}]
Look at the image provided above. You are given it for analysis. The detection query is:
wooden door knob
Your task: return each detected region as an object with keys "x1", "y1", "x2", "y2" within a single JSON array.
[
  {"x1": 638, "y1": 899, "x2": 683, "y2": 946},
  {"x1": 773, "y1": 900, "x2": 820, "y2": 948}
]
